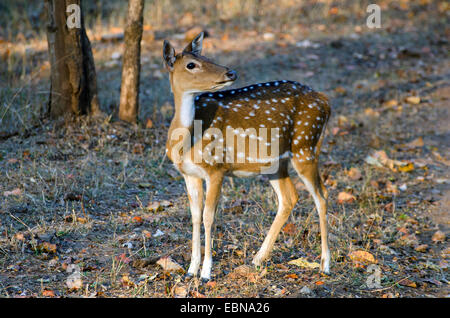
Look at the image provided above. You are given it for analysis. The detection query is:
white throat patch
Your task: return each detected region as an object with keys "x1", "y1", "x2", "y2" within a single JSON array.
[{"x1": 180, "y1": 92, "x2": 196, "y2": 127}]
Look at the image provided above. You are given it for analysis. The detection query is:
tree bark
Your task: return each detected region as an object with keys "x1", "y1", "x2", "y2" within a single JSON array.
[
  {"x1": 45, "y1": 0, "x2": 99, "y2": 118},
  {"x1": 119, "y1": 0, "x2": 145, "y2": 123}
]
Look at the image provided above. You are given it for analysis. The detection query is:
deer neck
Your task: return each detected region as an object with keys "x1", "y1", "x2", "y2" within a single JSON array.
[{"x1": 171, "y1": 89, "x2": 197, "y2": 131}]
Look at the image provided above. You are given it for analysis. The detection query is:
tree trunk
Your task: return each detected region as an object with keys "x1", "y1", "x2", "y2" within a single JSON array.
[
  {"x1": 45, "y1": 0, "x2": 100, "y2": 118},
  {"x1": 119, "y1": 0, "x2": 145, "y2": 123}
]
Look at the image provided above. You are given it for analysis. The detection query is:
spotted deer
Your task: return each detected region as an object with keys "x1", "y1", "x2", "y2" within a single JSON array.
[{"x1": 163, "y1": 32, "x2": 331, "y2": 281}]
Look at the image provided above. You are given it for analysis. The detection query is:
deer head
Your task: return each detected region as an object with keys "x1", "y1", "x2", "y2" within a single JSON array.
[{"x1": 163, "y1": 32, "x2": 237, "y2": 95}]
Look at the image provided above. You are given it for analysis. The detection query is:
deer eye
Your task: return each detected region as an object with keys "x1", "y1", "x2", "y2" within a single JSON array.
[{"x1": 186, "y1": 62, "x2": 196, "y2": 70}]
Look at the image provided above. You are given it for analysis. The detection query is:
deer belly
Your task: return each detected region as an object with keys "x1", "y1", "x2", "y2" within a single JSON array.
[{"x1": 231, "y1": 170, "x2": 258, "y2": 178}]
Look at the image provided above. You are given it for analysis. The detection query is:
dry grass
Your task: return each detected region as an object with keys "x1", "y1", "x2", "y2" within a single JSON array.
[{"x1": 0, "y1": 0, "x2": 449, "y2": 298}]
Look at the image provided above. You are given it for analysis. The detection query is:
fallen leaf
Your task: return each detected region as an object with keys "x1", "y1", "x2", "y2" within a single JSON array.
[
  {"x1": 348, "y1": 250, "x2": 377, "y2": 266},
  {"x1": 400, "y1": 137, "x2": 424, "y2": 150},
  {"x1": 66, "y1": 277, "x2": 83, "y2": 290},
  {"x1": 405, "y1": 96, "x2": 421, "y2": 104},
  {"x1": 399, "y1": 278, "x2": 417, "y2": 288},
  {"x1": 415, "y1": 244, "x2": 428, "y2": 252},
  {"x1": 4, "y1": 188, "x2": 22, "y2": 197},
  {"x1": 191, "y1": 291, "x2": 206, "y2": 298},
  {"x1": 398, "y1": 162, "x2": 415, "y2": 173},
  {"x1": 315, "y1": 281, "x2": 325, "y2": 286},
  {"x1": 42, "y1": 289, "x2": 55, "y2": 297},
  {"x1": 173, "y1": 285, "x2": 188, "y2": 297},
  {"x1": 334, "y1": 86, "x2": 347, "y2": 95},
  {"x1": 285, "y1": 273, "x2": 299, "y2": 279},
  {"x1": 228, "y1": 265, "x2": 259, "y2": 283},
  {"x1": 76, "y1": 217, "x2": 88, "y2": 224},
  {"x1": 347, "y1": 167, "x2": 362, "y2": 180},
  {"x1": 38, "y1": 242, "x2": 57, "y2": 254},
  {"x1": 386, "y1": 181, "x2": 399, "y2": 195},
  {"x1": 263, "y1": 32, "x2": 275, "y2": 41},
  {"x1": 364, "y1": 108, "x2": 380, "y2": 117},
  {"x1": 337, "y1": 191, "x2": 356, "y2": 204},
  {"x1": 382, "y1": 99, "x2": 398, "y2": 108},
  {"x1": 432, "y1": 230, "x2": 445, "y2": 243},
  {"x1": 288, "y1": 258, "x2": 320, "y2": 269},
  {"x1": 205, "y1": 281, "x2": 217, "y2": 288},
  {"x1": 132, "y1": 216, "x2": 143, "y2": 224},
  {"x1": 121, "y1": 274, "x2": 135, "y2": 288},
  {"x1": 282, "y1": 223, "x2": 297, "y2": 236},
  {"x1": 156, "y1": 257, "x2": 183, "y2": 272},
  {"x1": 146, "y1": 119, "x2": 153, "y2": 129},
  {"x1": 223, "y1": 201, "x2": 244, "y2": 214},
  {"x1": 15, "y1": 233, "x2": 25, "y2": 241},
  {"x1": 132, "y1": 143, "x2": 144, "y2": 154},
  {"x1": 147, "y1": 201, "x2": 163, "y2": 212}
]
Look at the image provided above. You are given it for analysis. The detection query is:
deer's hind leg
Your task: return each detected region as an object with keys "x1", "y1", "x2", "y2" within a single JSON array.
[
  {"x1": 291, "y1": 159, "x2": 330, "y2": 273},
  {"x1": 253, "y1": 163, "x2": 298, "y2": 267}
]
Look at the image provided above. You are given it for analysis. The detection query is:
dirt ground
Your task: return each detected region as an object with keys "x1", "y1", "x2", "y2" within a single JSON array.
[{"x1": 0, "y1": 1, "x2": 449, "y2": 298}]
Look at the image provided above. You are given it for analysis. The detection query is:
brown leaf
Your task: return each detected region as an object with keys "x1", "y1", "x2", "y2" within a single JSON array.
[
  {"x1": 156, "y1": 257, "x2": 183, "y2": 272},
  {"x1": 173, "y1": 285, "x2": 188, "y2": 297},
  {"x1": 4, "y1": 188, "x2": 22, "y2": 197},
  {"x1": 347, "y1": 167, "x2": 362, "y2": 180},
  {"x1": 386, "y1": 181, "x2": 399, "y2": 195},
  {"x1": 348, "y1": 250, "x2": 377, "y2": 267},
  {"x1": 315, "y1": 281, "x2": 325, "y2": 286},
  {"x1": 282, "y1": 223, "x2": 297, "y2": 236},
  {"x1": 42, "y1": 289, "x2": 55, "y2": 297},
  {"x1": 400, "y1": 137, "x2": 424, "y2": 150},
  {"x1": 415, "y1": 244, "x2": 428, "y2": 252},
  {"x1": 147, "y1": 201, "x2": 163, "y2": 212},
  {"x1": 132, "y1": 143, "x2": 144, "y2": 154},
  {"x1": 205, "y1": 281, "x2": 217, "y2": 288},
  {"x1": 405, "y1": 96, "x2": 421, "y2": 104},
  {"x1": 145, "y1": 119, "x2": 153, "y2": 129},
  {"x1": 228, "y1": 265, "x2": 259, "y2": 283},
  {"x1": 191, "y1": 291, "x2": 206, "y2": 298},
  {"x1": 288, "y1": 258, "x2": 320, "y2": 269},
  {"x1": 121, "y1": 274, "x2": 135, "y2": 288},
  {"x1": 66, "y1": 277, "x2": 83, "y2": 290},
  {"x1": 337, "y1": 191, "x2": 356, "y2": 204},
  {"x1": 398, "y1": 162, "x2": 415, "y2": 173},
  {"x1": 382, "y1": 99, "x2": 398, "y2": 108},
  {"x1": 399, "y1": 278, "x2": 417, "y2": 288},
  {"x1": 432, "y1": 230, "x2": 446, "y2": 243},
  {"x1": 365, "y1": 150, "x2": 408, "y2": 171},
  {"x1": 132, "y1": 216, "x2": 143, "y2": 224},
  {"x1": 223, "y1": 201, "x2": 244, "y2": 214},
  {"x1": 38, "y1": 242, "x2": 57, "y2": 254}
]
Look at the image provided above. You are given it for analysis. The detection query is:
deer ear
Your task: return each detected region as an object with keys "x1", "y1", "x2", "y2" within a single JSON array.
[
  {"x1": 163, "y1": 40, "x2": 176, "y2": 71},
  {"x1": 183, "y1": 32, "x2": 204, "y2": 55}
]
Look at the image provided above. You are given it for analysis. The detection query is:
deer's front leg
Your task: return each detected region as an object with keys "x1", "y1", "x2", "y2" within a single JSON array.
[
  {"x1": 183, "y1": 175, "x2": 204, "y2": 277},
  {"x1": 200, "y1": 173, "x2": 224, "y2": 281}
]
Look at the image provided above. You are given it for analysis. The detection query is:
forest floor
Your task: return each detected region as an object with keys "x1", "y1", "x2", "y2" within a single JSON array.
[{"x1": 0, "y1": 1, "x2": 449, "y2": 298}]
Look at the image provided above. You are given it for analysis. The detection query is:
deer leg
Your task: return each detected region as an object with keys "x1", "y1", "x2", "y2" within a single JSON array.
[
  {"x1": 292, "y1": 160, "x2": 330, "y2": 273},
  {"x1": 200, "y1": 173, "x2": 224, "y2": 281},
  {"x1": 253, "y1": 175, "x2": 298, "y2": 267},
  {"x1": 183, "y1": 175, "x2": 204, "y2": 277}
]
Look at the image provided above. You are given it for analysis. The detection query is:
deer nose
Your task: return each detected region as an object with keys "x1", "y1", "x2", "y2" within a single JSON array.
[{"x1": 225, "y1": 70, "x2": 237, "y2": 81}]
